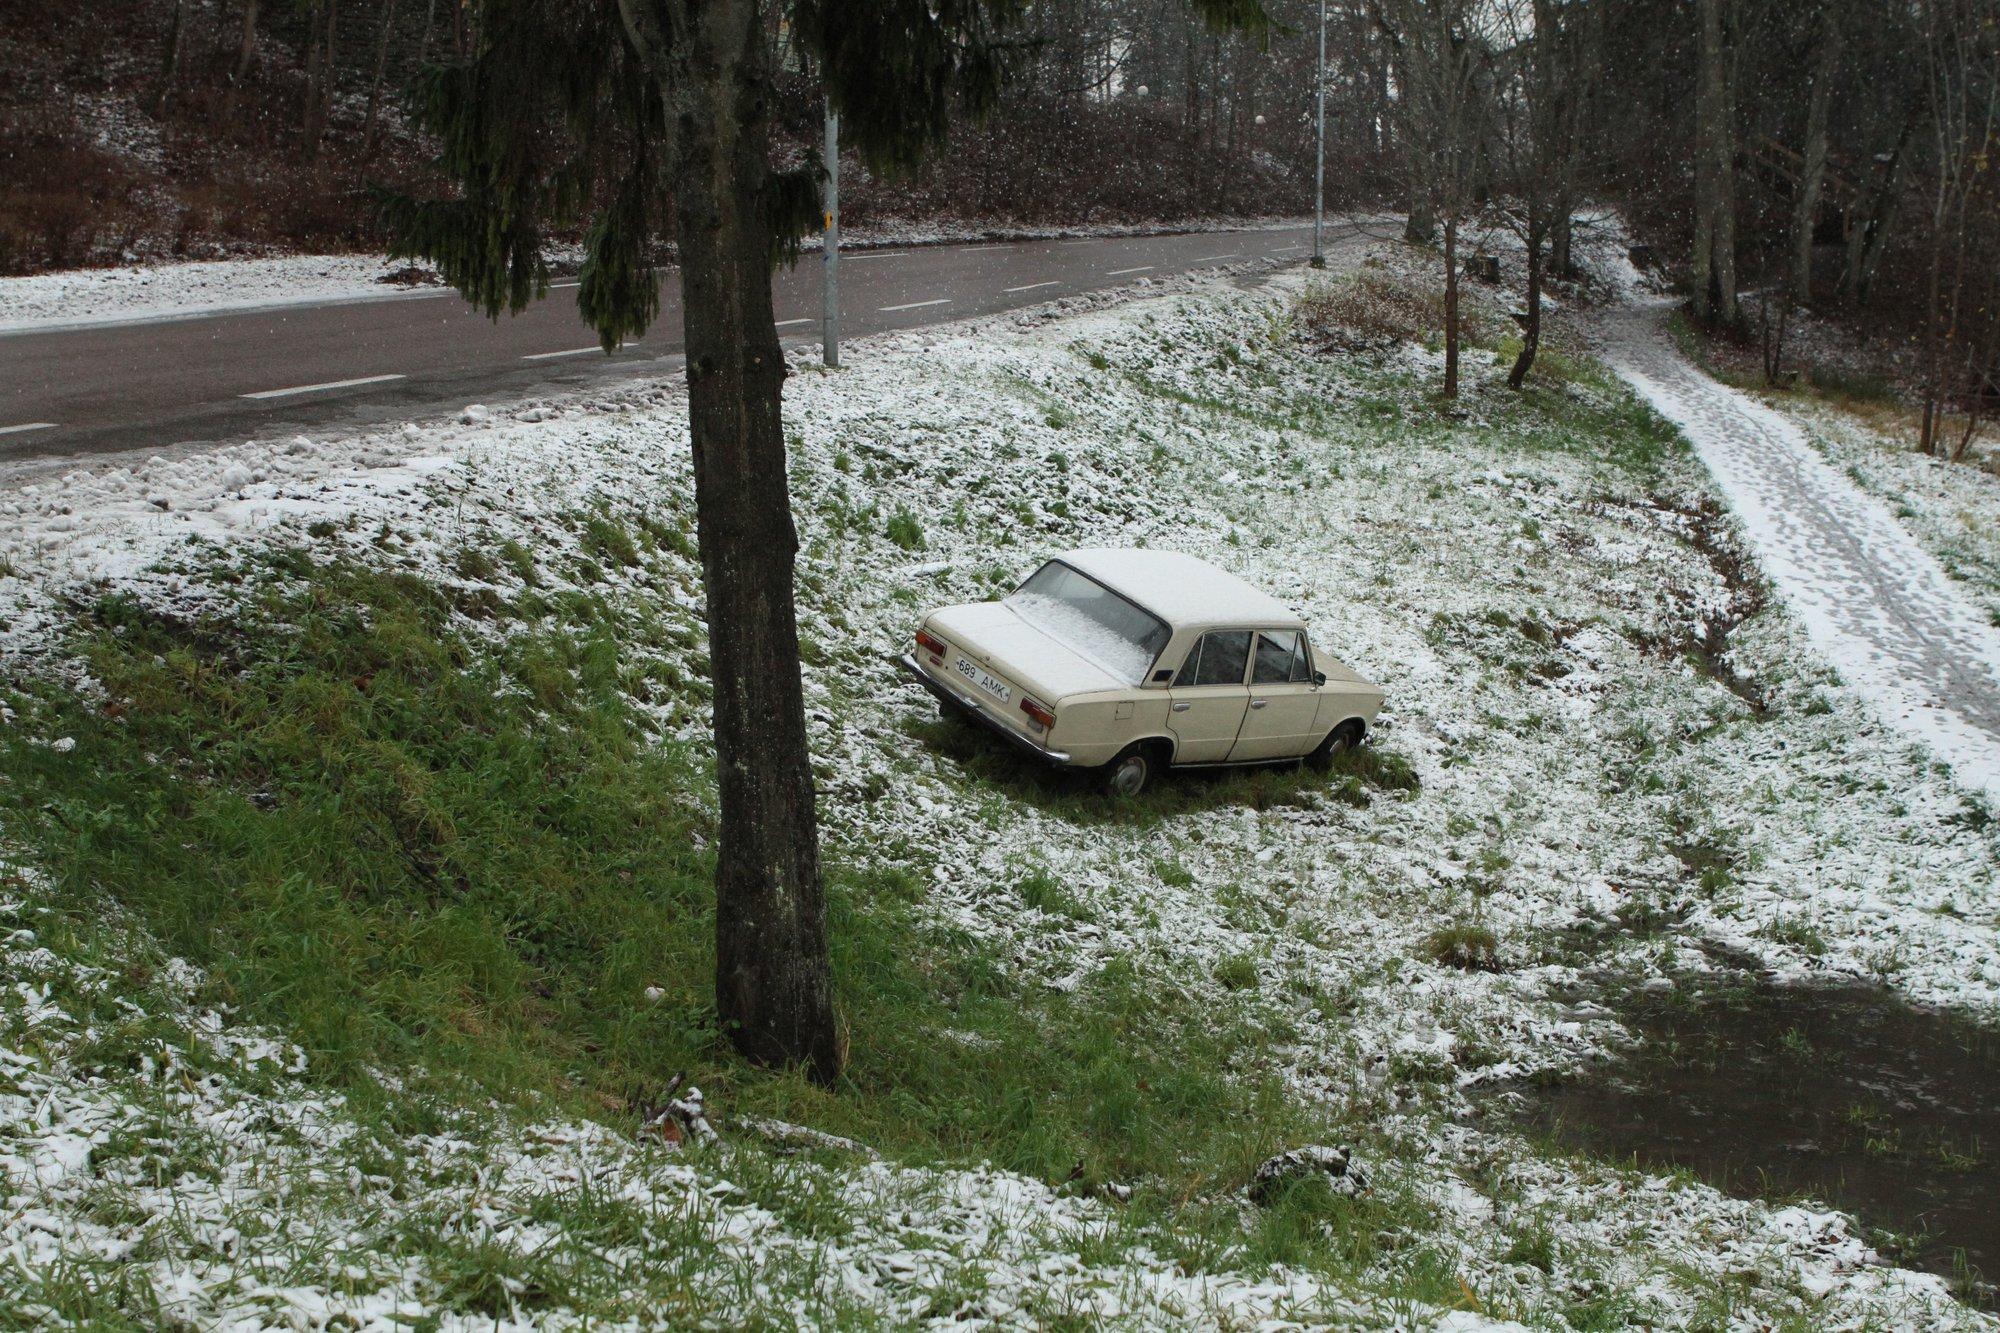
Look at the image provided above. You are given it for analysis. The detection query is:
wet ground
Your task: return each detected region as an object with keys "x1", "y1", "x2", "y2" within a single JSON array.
[{"x1": 1492, "y1": 976, "x2": 2000, "y2": 1304}]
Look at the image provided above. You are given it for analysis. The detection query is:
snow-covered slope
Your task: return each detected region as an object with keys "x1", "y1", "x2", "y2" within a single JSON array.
[{"x1": 0, "y1": 271, "x2": 1994, "y2": 1329}]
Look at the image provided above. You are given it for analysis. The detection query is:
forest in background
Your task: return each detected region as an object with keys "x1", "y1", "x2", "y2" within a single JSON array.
[{"x1": 2, "y1": 0, "x2": 1995, "y2": 445}]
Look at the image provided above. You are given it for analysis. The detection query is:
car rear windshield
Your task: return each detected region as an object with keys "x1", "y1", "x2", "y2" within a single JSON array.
[{"x1": 1005, "y1": 561, "x2": 1172, "y2": 685}]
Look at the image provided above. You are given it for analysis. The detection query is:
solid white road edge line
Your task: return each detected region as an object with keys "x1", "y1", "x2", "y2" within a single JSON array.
[
  {"x1": 1196, "y1": 254, "x2": 1241, "y2": 261},
  {"x1": 241, "y1": 374, "x2": 407, "y2": 400},
  {"x1": 0, "y1": 422, "x2": 58, "y2": 435},
  {"x1": 879, "y1": 298, "x2": 950, "y2": 312},
  {"x1": 1004, "y1": 282, "x2": 1061, "y2": 293},
  {"x1": 774, "y1": 318, "x2": 812, "y2": 327},
  {"x1": 1105, "y1": 266, "x2": 1155, "y2": 276}
]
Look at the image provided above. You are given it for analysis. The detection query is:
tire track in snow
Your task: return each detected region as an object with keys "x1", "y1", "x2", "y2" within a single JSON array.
[{"x1": 1600, "y1": 300, "x2": 2000, "y2": 803}]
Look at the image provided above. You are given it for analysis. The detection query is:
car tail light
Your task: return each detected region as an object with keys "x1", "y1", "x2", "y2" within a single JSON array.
[
  {"x1": 1020, "y1": 696, "x2": 1056, "y2": 730},
  {"x1": 915, "y1": 628, "x2": 947, "y2": 662}
]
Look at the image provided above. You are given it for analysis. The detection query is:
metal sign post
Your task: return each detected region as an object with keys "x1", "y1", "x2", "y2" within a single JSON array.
[
  {"x1": 1312, "y1": 0, "x2": 1327, "y2": 269},
  {"x1": 823, "y1": 103, "x2": 840, "y2": 368}
]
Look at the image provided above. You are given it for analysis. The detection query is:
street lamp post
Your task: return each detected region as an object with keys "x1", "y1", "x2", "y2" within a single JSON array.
[
  {"x1": 1311, "y1": 0, "x2": 1327, "y2": 269},
  {"x1": 823, "y1": 100, "x2": 840, "y2": 369}
]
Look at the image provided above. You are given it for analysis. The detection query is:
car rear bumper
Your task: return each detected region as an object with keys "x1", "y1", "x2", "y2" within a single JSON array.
[{"x1": 901, "y1": 654, "x2": 1074, "y2": 766}]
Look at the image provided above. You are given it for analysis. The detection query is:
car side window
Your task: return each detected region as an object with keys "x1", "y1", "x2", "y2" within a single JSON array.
[
  {"x1": 1252, "y1": 631, "x2": 1301, "y2": 685},
  {"x1": 1177, "y1": 630, "x2": 1252, "y2": 687}
]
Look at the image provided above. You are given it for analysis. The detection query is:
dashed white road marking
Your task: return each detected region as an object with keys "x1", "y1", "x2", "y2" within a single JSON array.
[
  {"x1": 522, "y1": 342, "x2": 630, "y2": 360},
  {"x1": 241, "y1": 373, "x2": 406, "y2": 400},
  {"x1": 1106, "y1": 266, "x2": 1155, "y2": 276},
  {"x1": 1005, "y1": 281, "x2": 1061, "y2": 293},
  {"x1": 847, "y1": 252, "x2": 910, "y2": 261},
  {"x1": 879, "y1": 298, "x2": 950, "y2": 312},
  {"x1": 550, "y1": 280, "x2": 582, "y2": 289},
  {"x1": 0, "y1": 422, "x2": 57, "y2": 436}
]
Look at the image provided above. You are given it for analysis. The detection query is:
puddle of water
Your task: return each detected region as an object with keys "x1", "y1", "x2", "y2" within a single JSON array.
[{"x1": 1492, "y1": 978, "x2": 2000, "y2": 1302}]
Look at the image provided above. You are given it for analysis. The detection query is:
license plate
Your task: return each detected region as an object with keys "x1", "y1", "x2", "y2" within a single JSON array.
[{"x1": 954, "y1": 656, "x2": 1011, "y2": 704}]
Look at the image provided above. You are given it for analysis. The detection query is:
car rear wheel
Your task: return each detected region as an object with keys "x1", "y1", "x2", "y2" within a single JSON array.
[
  {"x1": 1306, "y1": 720, "x2": 1365, "y2": 772},
  {"x1": 1103, "y1": 745, "x2": 1154, "y2": 798}
]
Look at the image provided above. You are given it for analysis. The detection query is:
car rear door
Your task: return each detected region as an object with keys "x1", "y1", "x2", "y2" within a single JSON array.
[
  {"x1": 1227, "y1": 631, "x2": 1323, "y2": 761},
  {"x1": 1167, "y1": 630, "x2": 1252, "y2": 762}
]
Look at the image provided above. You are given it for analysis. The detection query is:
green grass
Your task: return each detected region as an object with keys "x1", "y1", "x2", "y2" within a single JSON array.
[
  {"x1": 1422, "y1": 924, "x2": 1501, "y2": 972},
  {"x1": 884, "y1": 509, "x2": 924, "y2": 551},
  {"x1": 0, "y1": 552, "x2": 1349, "y2": 1201}
]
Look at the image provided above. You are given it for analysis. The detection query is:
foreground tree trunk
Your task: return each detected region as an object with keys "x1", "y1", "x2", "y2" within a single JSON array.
[{"x1": 625, "y1": 0, "x2": 840, "y2": 1082}]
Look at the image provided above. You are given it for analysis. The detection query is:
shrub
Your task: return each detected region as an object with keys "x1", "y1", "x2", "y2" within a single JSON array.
[
  {"x1": 1422, "y1": 924, "x2": 1501, "y2": 972},
  {"x1": 1214, "y1": 954, "x2": 1261, "y2": 991},
  {"x1": 885, "y1": 510, "x2": 924, "y2": 551},
  {"x1": 1295, "y1": 271, "x2": 1493, "y2": 355}
]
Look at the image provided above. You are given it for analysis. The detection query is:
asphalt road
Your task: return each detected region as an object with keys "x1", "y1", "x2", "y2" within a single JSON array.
[{"x1": 0, "y1": 222, "x2": 1363, "y2": 464}]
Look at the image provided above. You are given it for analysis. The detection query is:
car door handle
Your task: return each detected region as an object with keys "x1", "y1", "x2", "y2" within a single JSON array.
[
  {"x1": 1249, "y1": 699, "x2": 1269, "y2": 709},
  {"x1": 1171, "y1": 702, "x2": 1191, "y2": 712}
]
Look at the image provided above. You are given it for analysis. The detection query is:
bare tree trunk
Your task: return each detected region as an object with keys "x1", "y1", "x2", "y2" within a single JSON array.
[
  {"x1": 1509, "y1": 212, "x2": 1543, "y2": 389},
  {"x1": 153, "y1": 0, "x2": 191, "y2": 116},
  {"x1": 1843, "y1": 117, "x2": 1909, "y2": 301},
  {"x1": 622, "y1": 0, "x2": 839, "y2": 1083},
  {"x1": 1692, "y1": 0, "x2": 1738, "y2": 326},
  {"x1": 223, "y1": 0, "x2": 263, "y2": 121},
  {"x1": 303, "y1": 0, "x2": 342, "y2": 162},
  {"x1": 302, "y1": 2, "x2": 325, "y2": 151},
  {"x1": 1952, "y1": 401, "x2": 1986, "y2": 462},
  {"x1": 1440, "y1": 218, "x2": 1465, "y2": 402},
  {"x1": 1405, "y1": 194, "x2": 1436, "y2": 244},
  {"x1": 1550, "y1": 205, "x2": 1572, "y2": 278},
  {"x1": 1791, "y1": 5, "x2": 1842, "y2": 305},
  {"x1": 363, "y1": 0, "x2": 401, "y2": 154}
]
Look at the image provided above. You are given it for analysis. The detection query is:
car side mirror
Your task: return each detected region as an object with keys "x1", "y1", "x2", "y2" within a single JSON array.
[{"x1": 1313, "y1": 671, "x2": 1327, "y2": 687}]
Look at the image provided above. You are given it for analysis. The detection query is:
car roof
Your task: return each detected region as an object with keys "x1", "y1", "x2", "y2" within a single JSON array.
[{"x1": 1052, "y1": 548, "x2": 1306, "y2": 632}]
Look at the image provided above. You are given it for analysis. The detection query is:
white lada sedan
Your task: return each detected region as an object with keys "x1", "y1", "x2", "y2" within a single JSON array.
[{"x1": 903, "y1": 548, "x2": 1383, "y2": 796}]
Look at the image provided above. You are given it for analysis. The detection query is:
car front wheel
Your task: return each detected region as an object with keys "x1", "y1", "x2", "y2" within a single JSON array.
[{"x1": 1103, "y1": 745, "x2": 1153, "y2": 798}]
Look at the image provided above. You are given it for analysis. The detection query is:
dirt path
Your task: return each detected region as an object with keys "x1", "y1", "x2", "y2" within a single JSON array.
[{"x1": 1599, "y1": 300, "x2": 2000, "y2": 804}]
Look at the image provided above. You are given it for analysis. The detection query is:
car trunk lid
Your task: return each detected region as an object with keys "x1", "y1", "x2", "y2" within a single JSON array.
[{"x1": 927, "y1": 601, "x2": 1126, "y2": 705}]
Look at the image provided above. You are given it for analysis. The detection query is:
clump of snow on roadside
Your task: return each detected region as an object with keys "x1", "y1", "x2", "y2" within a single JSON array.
[{"x1": 0, "y1": 254, "x2": 455, "y2": 332}]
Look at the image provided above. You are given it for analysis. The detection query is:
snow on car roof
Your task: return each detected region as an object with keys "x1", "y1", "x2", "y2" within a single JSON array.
[{"x1": 1053, "y1": 548, "x2": 1305, "y2": 631}]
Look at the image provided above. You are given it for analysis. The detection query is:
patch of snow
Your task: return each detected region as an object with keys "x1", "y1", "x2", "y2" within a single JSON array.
[{"x1": 1601, "y1": 300, "x2": 2000, "y2": 804}]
